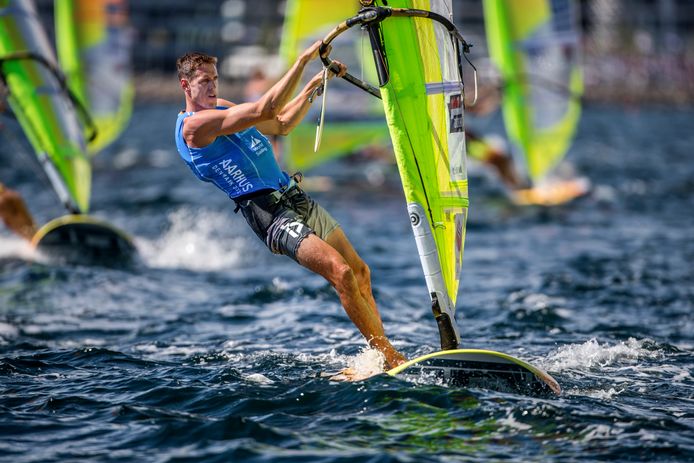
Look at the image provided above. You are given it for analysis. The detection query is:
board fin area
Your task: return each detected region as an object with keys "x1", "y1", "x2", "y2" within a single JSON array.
[
  {"x1": 31, "y1": 215, "x2": 137, "y2": 267},
  {"x1": 387, "y1": 349, "x2": 561, "y2": 396},
  {"x1": 510, "y1": 177, "x2": 590, "y2": 207}
]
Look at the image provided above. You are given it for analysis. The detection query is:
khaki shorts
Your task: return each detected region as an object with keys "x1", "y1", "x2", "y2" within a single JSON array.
[{"x1": 237, "y1": 185, "x2": 340, "y2": 261}]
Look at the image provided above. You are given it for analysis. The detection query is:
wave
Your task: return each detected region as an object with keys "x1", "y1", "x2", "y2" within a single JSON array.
[
  {"x1": 136, "y1": 207, "x2": 251, "y2": 271},
  {"x1": 544, "y1": 337, "x2": 660, "y2": 372}
]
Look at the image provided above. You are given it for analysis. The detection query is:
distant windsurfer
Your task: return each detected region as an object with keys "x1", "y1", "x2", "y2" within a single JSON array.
[
  {"x1": 466, "y1": 131, "x2": 523, "y2": 189},
  {"x1": 1, "y1": 85, "x2": 36, "y2": 242},
  {"x1": 174, "y1": 41, "x2": 406, "y2": 370},
  {"x1": 0, "y1": 182, "x2": 37, "y2": 241}
]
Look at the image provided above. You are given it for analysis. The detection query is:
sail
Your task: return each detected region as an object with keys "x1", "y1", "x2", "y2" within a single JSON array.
[
  {"x1": 0, "y1": 0, "x2": 90, "y2": 212},
  {"x1": 483, "y1": 0, "x2": 583, "y2": 183},
  {"x1": 280, "y1": 0, "x2": 361, "y2": 65},
  {"x1": 370, "y1": 0, "x2": 469, "y2": 348},
  {"x1": 54, "y1": 0, "x2": 133, "y2": 154},
  {"x1": 279, "y1": 0, "x2": 389, "y2": 172}
]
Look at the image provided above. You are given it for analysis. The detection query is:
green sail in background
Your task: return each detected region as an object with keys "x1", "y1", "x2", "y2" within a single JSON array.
[
  {"x1": 0, "y1": 0, "x2": 91, "y2": 212},
  {"x1": 483, "y1": 0, "x2": 583, "y2": 184},
  {"x1": 280, "y1": 0, "x2": 362, "y2": 65},
  {"x1": 372, "y1": 0, "x2": 469, "y2": 348},
  {"x1": 279, "y1": 0, "x2": 389, "y2": 172},
  {"x1": 55, "y1": 0, "x2": 133, "y2": 155}
]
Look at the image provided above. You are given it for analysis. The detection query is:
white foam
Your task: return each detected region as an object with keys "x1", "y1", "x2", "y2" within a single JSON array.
[
  {"x1": 580, "y1": 424, "x2": 618, "y2": 442},
  {"x1": 244, "y1": 373, "x2": 274, "y2": 384},
  {"x1": 138, "y1": 207, "x2": 247, "y2": 271},
  {"x1": 543, "y1": 337, "x2": 658, "y2": 372},
  {"x1": 0, "y1": 235, "x2": 37, "y2": 260},
  {"x1": 271, "y1": 276, "x2": 291, "y2": 292},
  {"x1": 0, "y1": 322, "x2": 19, "y2": 345},
  {"x1": 60, "y1": 338, "x2": 107, "y2": 347},
  {"x1": 345, "y1": 347, "x2": 385, "y2": 377},
  {"x1": 498, "y1": 411, "x2": 532, "y2": 432},
  {"x1": 133, "y1": 342, "x2": 207, "y2": 359},
  {"x1": 578, "y1": 386, "x2": 626, "y2": 400}
]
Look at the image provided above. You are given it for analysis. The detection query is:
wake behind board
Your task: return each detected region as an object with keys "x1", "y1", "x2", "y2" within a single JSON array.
[
  {"x1": 31, "y1": 215, "x2": 137, "y2": 267},
  {"x1": 510, "y1": 177, "x2": 590, "y2": 207},
  {"x1": 387, "y1": 349, "x2": 561, "y2": 396}
]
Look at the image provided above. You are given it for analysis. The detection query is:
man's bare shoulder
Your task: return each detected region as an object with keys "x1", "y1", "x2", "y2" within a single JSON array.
[{"x1": 181, "y1": 109, "x2": 227, "y2": 147}]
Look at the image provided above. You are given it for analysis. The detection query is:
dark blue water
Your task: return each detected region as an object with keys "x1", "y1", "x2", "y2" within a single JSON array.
[{"x1": 1, "y1": 105, "x2": 692, "y2": 462}]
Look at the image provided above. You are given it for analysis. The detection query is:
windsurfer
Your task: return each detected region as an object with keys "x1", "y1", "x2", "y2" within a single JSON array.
[
  {"x1": 467, "y1": 130, "x2": 523, "y2": 189},
  {"x1": 0, "y1": 182, "x2": 37, "y2": 241},
  {"x1": 0, "y1": 86, "x2": 36, "y2": 241},
  {"x1": 174, "y1": 41, "x2": 406, "y2": 370}
]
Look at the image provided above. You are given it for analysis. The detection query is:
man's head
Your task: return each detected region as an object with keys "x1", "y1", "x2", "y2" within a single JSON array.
[{"x1": 177, "y1": 52, "x2": 218, "y2": 110}]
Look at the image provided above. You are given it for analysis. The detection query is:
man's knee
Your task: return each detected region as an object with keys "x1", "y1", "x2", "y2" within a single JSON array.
[
  {"x1": 353, "y1": 259, "x2": 371, "y2": 287},
  {"x1": 331, "y1": 260, "x2": 359, "y2": 294}
]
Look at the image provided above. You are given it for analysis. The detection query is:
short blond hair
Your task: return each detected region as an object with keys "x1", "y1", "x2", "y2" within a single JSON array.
[{"x1": 176, "y1": 52, "x2": 217, "y2": 81}]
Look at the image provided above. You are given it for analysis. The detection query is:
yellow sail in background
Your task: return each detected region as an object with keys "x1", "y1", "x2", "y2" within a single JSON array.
[
  {"x1": 279, "y1": 0, "x2": 390, "y2": 172},
  {"x1": 55, "y1": 0, "x2": 134, "y2": 155},
  {"x1": 483, "y1": 0, "x2": 583, "y2": 183}
]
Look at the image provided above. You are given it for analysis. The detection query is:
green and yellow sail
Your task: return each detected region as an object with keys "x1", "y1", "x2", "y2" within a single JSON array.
[
  {"x1": 483, "y1": 0, "x2": 583, "y2": 183},
  {"x1": 55, "y1": 0, "x2": 133, "y2": 155},
  {"x1": 370, "y1": 0, "x2": 469, "y2": 348},
  {"x1": 0, "y1": 0, "x2": 91, "y2": 212}
]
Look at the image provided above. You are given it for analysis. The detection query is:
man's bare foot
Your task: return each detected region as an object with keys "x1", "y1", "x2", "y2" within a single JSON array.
[
  {"x1": 384, "y1": 351, "x2": 407, "y2": 370},
  {"x1": 328, "y1": 367, "x2": 376, "y2": 382},
  {"x1": 329, "y1": 350, "x2": 406, "y2": 381}
]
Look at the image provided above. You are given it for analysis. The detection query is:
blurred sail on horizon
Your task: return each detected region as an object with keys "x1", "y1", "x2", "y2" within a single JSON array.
[
  {"x1": 55, "y1": 0, "x2": 134, "y2": 155},
  {"x1": 483, "y1": 0, "x2": 584, "y2": 184}
]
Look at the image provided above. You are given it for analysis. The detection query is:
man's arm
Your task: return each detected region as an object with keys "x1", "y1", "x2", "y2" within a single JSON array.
[
  {"x1": 184, "y1": 41, "x2": 324, "y2": 148},
  {"x1": 216, "y1": 98, "x2": 235, "y2": 108},
  {"x1": 256, "y1": 61, "x2": 346, "y2": 136}
]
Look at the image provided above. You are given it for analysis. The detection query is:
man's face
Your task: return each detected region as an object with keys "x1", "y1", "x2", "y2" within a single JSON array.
[{"x1": 184, "y1": 63, "x2": 218, "y2": 109}]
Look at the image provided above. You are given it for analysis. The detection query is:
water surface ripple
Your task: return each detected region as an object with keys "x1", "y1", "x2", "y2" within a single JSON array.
[{"x1": 0, "y1": 106, "x2": 692, "y2": 462}]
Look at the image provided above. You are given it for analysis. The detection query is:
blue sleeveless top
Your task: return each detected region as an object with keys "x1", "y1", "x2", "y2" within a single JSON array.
[{"x1": 175, "y1": 108, "x2": 290, "y2": 199}]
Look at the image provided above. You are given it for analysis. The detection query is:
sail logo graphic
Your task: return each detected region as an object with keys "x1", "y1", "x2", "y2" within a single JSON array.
[
  {"x1": 448, "y1": 94, "x2": 464, "y2": 133},
  {"x1": 248, "y1": 136, "x2": 268, "y2": 156},
  {"x1": 410, "y1": 212, "x2": 420, "y2": 227}
]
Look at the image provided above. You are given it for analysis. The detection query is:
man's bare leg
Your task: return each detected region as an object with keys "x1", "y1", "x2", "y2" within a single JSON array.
[
  {"x1": 296, "y1": 233, "x2": 406, "y2": 369},
  {"x1": 325, "y1": 228, "x2": 377, "y2": 312},
  {"x1": 325, "y1": 228, "x2": 407, "y2": 366}
]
